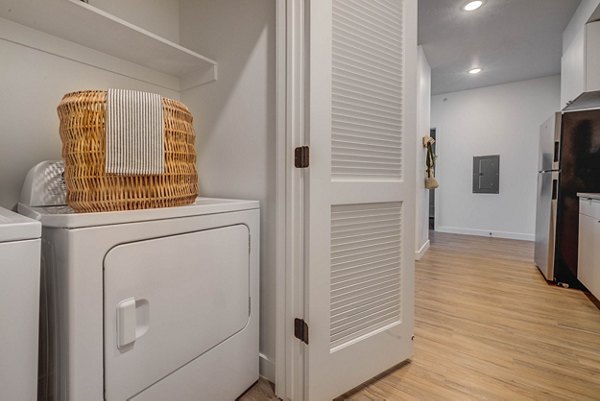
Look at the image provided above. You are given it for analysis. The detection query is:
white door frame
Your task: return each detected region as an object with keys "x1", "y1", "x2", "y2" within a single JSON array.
[
  {"x1": 430, "y1": 125, "x2": 441, "y2": 232},
  {"x1": 275, "y1": 1, "x2": 307, "y2": 400}
]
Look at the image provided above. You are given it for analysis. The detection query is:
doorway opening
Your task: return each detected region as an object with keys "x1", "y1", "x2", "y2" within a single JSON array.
[{"x1": 429, "y1": 128, "x2": 437, "y2": 230}]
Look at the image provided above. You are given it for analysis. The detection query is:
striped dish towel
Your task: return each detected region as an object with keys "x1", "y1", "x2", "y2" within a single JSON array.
[{"x1": 105, "y1": 89, "x2": 165, "y2": 175}]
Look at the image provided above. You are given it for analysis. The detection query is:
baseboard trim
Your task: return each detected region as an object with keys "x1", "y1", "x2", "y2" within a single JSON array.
[
  {"x1": 415, "y1": 240, "x2": 430, "y2": 260},
  {"x1": 436, "y1": 226, "x2": 534, "y2": 241},
  {"x1": 259, "y1": 353, "x2": 275, "y2": 383}
]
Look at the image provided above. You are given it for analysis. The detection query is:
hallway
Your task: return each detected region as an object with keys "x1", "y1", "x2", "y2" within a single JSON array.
[
  {"x1": 244, "y1": 233, "x2": 600, "y2": 400},
  {"x1": 339, "y1": 232, "x2": 600, "y2": 400}
]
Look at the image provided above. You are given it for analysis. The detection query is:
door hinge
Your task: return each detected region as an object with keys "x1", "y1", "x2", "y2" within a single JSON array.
[
  {"x1": 294, "y1": 318, "x2": 309, "y2": 344},
  {"x1": 294, "y1": 146, "x2": 310, "y2": 168}
]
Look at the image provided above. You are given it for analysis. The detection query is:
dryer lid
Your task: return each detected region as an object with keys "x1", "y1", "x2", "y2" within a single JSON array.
[
  {"x1": 17, "y1": 197, "x2": 259, "y2": 229},
  {"x1": 0, "y1": 207, "x2": 41, "y2": 242}
]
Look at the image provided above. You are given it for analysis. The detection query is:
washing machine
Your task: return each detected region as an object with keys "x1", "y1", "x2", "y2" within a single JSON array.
[
  {"x1": 0, "y1": 207, "x2": 41, "y2": 401},
  {"x1": 18, "y1": 161, "x2": 260, "y2": 401}
]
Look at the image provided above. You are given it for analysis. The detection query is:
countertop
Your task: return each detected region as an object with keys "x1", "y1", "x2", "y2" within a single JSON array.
[{"x1": 578, "y1": 193, "x2": 600, "y2": 201}]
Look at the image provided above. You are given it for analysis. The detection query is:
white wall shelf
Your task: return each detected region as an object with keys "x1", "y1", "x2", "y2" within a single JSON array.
[{"x1": 0, "y1": 0, "x2": 217, "y2": 92}]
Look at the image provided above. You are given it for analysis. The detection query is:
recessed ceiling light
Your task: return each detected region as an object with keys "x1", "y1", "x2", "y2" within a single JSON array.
[
  {"x1": 468, "y1": 67, "x2": 483, "y2": 74},
  {"x1": 463, "y1": 1, "x2": 483, "y2": 11}
]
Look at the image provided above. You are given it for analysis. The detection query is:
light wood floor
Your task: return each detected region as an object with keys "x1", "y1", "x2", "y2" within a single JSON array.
[{"x1": 241, "y1": 232, "x2": 600, "y2": 401}]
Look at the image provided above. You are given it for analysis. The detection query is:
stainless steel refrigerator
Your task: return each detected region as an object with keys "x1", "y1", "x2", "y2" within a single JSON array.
[
  {"x1": 534, "y1": 113, "x2": 561, "y2": 281},
  {"x1": 535, "y1": 94, "x2": 600, "y2": 287}
]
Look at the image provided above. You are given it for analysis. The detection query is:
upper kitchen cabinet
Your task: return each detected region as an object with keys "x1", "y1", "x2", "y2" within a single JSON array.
[
  {"x1": 0, "y1": 0, "x2": 217, "y2": 92},
  {"x1": 561, "y1": 19, "x2": 600, "y2": 108}
]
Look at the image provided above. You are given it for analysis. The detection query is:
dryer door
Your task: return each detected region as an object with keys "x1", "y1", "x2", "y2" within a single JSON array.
[{"x1": 103, "y1": 225, "x2": 250, "y2": 401}]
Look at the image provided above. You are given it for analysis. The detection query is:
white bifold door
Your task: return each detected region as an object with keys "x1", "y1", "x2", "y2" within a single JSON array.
[{"x1": 302, "y1": 0, "x2": 417, "y2": 399}]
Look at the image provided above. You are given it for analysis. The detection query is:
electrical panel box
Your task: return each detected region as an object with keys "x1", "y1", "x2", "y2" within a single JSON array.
[{"x1": 473, "y1": 155, "x2": 500, "y2": 194}]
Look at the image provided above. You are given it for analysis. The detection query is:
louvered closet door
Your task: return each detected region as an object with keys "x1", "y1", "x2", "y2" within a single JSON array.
[{"x1": 305, "y1": 0, "x2": 417, "y2": 399}]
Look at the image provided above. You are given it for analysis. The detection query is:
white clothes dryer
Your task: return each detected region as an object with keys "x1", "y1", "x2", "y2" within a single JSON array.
[
  {"x1": 0, "y1": 207, "x2": 41, "y2": 401},
  {"x1": 19, "y1": 162, "x2": 259, "y2": 401}
]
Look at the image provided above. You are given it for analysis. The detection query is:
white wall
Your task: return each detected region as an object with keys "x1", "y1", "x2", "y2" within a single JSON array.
[
  {"x1": 179, "y1": 0, "x2": 277, "y2": 381},
  {"x1": 415, "y1": 47, "x2": 431, "y2": 259},
  {"x1": 89, "y1": 0, "x2": 180, "y2": 43},
  {"x1": 431, "y1": 75, "x2": 561, "y2": 241},
  {"x1": 0, "y1": 2, "x2": 180, "y2": 210}
]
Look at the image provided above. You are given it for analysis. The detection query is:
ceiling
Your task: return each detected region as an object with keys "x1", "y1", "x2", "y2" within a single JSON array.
[{"x1": 419, "y1": 0, "x2": 581, "y2": 95}]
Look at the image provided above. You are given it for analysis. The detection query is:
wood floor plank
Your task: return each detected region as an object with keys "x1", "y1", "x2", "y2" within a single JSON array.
[{"x1": 242, "y1": 232, "x2": 600, "y2": 400}]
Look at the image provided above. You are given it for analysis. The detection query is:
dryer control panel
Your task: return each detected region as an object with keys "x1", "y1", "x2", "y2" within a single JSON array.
[{"x1": 20, "y1": 161, "x2": 67, "y2": 207}]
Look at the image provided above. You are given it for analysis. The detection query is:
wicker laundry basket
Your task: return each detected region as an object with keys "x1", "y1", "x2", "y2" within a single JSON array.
[{"x1": 57, "y1": 90, "x2": 198, "y2": 213}]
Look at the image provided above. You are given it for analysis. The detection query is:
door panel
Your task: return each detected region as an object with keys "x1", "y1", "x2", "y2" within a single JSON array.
[
  {"x1": 305, "y1": 0, "x2": 417, "y2": 399},
  {"x1": 578, "y1": 213, "x2": 594, "y2": 289},
  {"x1": 332, "y1": 0, "x2": 404, "y2": 180},
  {"x1": 330, "y1": 202, "x2": 403, "y2": 351},
  {"x1": 0, "y1": 240, "x2": 40, "y2": 401},
  {"x1": 534, "y1": 172, "x2": 552, "y2": 274},
  {"x1": 104, "y1": 225, "x2": 249, "y2": 401}
]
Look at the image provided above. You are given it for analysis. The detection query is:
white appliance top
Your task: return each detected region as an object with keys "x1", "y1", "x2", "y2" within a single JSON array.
[
  {"x1": 0, "y1": 207, "x2": 41, "y2": 242},
  {"x1": 17, "y1": 197, "x2": 259, "y2": 229},
  {"x1": 578, "y1": 193, "x2": 600, "y2": 201}
]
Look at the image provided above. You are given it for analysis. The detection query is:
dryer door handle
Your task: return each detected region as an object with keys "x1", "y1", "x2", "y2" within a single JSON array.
[{"x1": 117, "y1": 297, "x2": 149, "y2": 350}]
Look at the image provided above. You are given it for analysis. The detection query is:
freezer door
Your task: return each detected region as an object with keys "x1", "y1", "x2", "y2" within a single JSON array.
[
  {"x1": 103, "y1": 225, "x2": 250, "y2": 401},
  {"x1": 537, "y1": 113, "x2": 561, "y2": 173},
  {"x1": 534, "y1": 172, "x2": 557, "y2": 280}
]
